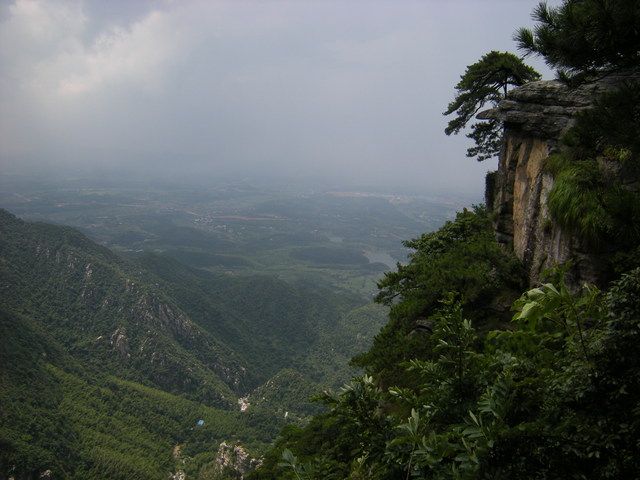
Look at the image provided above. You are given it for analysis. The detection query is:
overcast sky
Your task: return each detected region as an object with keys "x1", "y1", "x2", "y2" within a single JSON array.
[{"x1": 0, "y1": 0, "x2": 557, "y2": 195}]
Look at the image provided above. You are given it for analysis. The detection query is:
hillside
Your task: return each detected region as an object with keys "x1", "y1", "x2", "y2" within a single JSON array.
[
  {"x1": 0, "y1": 305, "x2": 278, "y2": 479},
  {"x1": 0, "y1": 209, "x2": 386, "y2": 479},
  {"x1": 248, "y1": 2, "x2": 640, "y2": 478},
  {"x1": 0, "y1": 209, "x2": 245, "y2": 406}
]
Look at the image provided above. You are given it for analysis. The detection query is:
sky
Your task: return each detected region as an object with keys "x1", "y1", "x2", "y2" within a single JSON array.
[{"x1": 0, "y1": 0, "x2": 558, "y2": 195}]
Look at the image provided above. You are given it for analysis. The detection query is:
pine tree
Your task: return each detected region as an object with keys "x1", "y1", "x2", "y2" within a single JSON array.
[
  {"x1": 444, "y1": 51, "x2": 540, "y2": 161},
  {"x1": 515, "y1": 0, "x2": 640, "y2": 82}
]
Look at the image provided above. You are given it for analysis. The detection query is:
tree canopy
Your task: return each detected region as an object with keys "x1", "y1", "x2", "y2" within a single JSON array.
[
  {"x1": 444, "y1": 51, "x2": 540, "y2": 161},
  {"x1": 515, "y1": 0, "x2": 640, "y2": 82}
]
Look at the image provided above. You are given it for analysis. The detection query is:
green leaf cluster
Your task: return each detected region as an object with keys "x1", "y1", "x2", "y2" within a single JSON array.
[
  {"x1": 515, "y1": 0, "x2": 640, "y2": 82},
  {"x1": 351, "y1": 207, "x2": 524, "y2": 388},
  {"x1": 444, "y1": 51, "x2": 540, "y2": 161},
  {"x1": 253, "y1": 261, "x2": 640, "y2": 479}
]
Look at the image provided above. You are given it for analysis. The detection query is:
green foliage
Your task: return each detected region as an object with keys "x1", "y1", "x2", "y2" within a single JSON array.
[
  {"x1": 444, "y1": 51, "x2": 540, "y2": 161},
  {"x1": 430, "y1": 297, "x2": 478, "y2": 390},
  {"x1": 0, "y1": 209, "x2": 244, "y2": 407},
  {"x1": 252, "y1": 375, "x2": 396, "y2": 480},
  {"x1": 545, "y1": 83, "x2": 640, "y2": 252},
  {"x1": 464, "y1": 118, "x2": 503, "y2": 162},
  {"x1": 515, "y1": 0, "x2": 640, "y2": 81},
  {"x1": 352, "y1": 207, "x2": 523, "y2": 386},
  {"x1": 248, "y1": 369, "x2": 325, "y2": 420},
  {"x1": 0, "y1": 209, "x2": 381, "y2": 479},
  {"x1": 546, "y1": 155, "x2": 616, "y2": 245},
  {"x1": 0, "y1": 307, "x2": 273, "y2": 480},
  {"x1": 253, "y1": 262, "x2": 640, "y2": 479},
  {"x1": 564, "y1": 81, "x2": 640, "y2": 160},
  {"x1": 375, "y1": 206, "x2": 522, "y2": 309},
  {"x1": 135, "y1": 248, "x2": 381, "y2": 394}
]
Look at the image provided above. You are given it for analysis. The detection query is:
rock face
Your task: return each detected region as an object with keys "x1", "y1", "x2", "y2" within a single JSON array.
[
  {"x1": 110, "y1": 327, "x2": 130, "y2": 359},
  {"x1": 214, "y1": 441, "x2": 262, "y2": 479},
  {"x1": 478, "y1": 78, "x2": 606, "y2": 140},
  {"x1": 484, "y1": 74, "x2": 636, "y2": 287}
]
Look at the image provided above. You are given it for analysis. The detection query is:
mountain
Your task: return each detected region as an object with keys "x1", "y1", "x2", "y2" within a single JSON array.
[
  {"x1": 0, "y1": 306, "x2": 276, "y2": 479},
  {"x1": 133, "y1": 252, "x2": 366, "y2": 389},
  {"x1": 0, "y1": 209, "x2": 245, "y2": 406},
  {"x1": 0, "y1": 209, "x2": 386, "y2": 479}
]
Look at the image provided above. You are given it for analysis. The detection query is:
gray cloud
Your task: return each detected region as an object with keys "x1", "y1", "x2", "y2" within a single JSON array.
[{"x1": 0, "y1": 0, "x2": 558, "y2": 195}]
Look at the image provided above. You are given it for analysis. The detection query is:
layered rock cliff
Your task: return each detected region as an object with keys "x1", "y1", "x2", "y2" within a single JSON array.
[{"x1": 483, "y1": 74, "x2": 636, "y2": 287}]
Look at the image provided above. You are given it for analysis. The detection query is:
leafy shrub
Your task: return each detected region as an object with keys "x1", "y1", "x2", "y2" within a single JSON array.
[{"x1": 546, "y1": 83, "x2": 640, "y2": 251}]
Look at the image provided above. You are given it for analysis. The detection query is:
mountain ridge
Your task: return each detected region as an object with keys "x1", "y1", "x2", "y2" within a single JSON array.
[{"x1": 0, "y1": 207, "x2": 386, "y2": 479}]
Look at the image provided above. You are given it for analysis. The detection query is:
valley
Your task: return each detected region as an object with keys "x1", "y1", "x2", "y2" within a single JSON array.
[
  {"x1": 0, "y1": 173, "x2": 468, "y2": 479},
  {"x1": 0, "y1": 176, "x2": 466, "y2": 294}
]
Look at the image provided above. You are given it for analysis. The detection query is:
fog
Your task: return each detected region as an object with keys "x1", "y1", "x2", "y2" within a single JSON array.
[{"x1": 0, "y1": 0, "x2": 557, "y2": 196}]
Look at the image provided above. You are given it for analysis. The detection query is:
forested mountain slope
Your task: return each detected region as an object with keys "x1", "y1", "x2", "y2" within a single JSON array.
[
  {"x1": 0, "y1": 208, "x2": 245, "y2": 406},
  {"x1": 0, "y1": 306, "x2": 276, "y2": 479},
  {"x1": 134, "y1": 252, "x2": 365, "y2": 388},
  {"x1": 0, "y1": 208, "x2": 384, "y2": 479}
]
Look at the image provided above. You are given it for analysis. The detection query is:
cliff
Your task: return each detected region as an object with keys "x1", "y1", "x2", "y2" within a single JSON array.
[{"x1": 483, "y1": 74, "x2": 637, "y2": 287}]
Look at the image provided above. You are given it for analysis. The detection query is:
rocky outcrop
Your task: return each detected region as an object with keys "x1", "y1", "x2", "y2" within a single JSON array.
[
  {"x1": 479, "y1": 79, "x2": 607, "y2": 140},
  {"x1": 484, "y1": 73, "x2": 637, "y2": 286},
  {"x1": 213, "y1": 441, "x2": 261, "y2": 479},
  {"x1": 110, "y1": 327, "x2": 130, "y2": 359}
]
